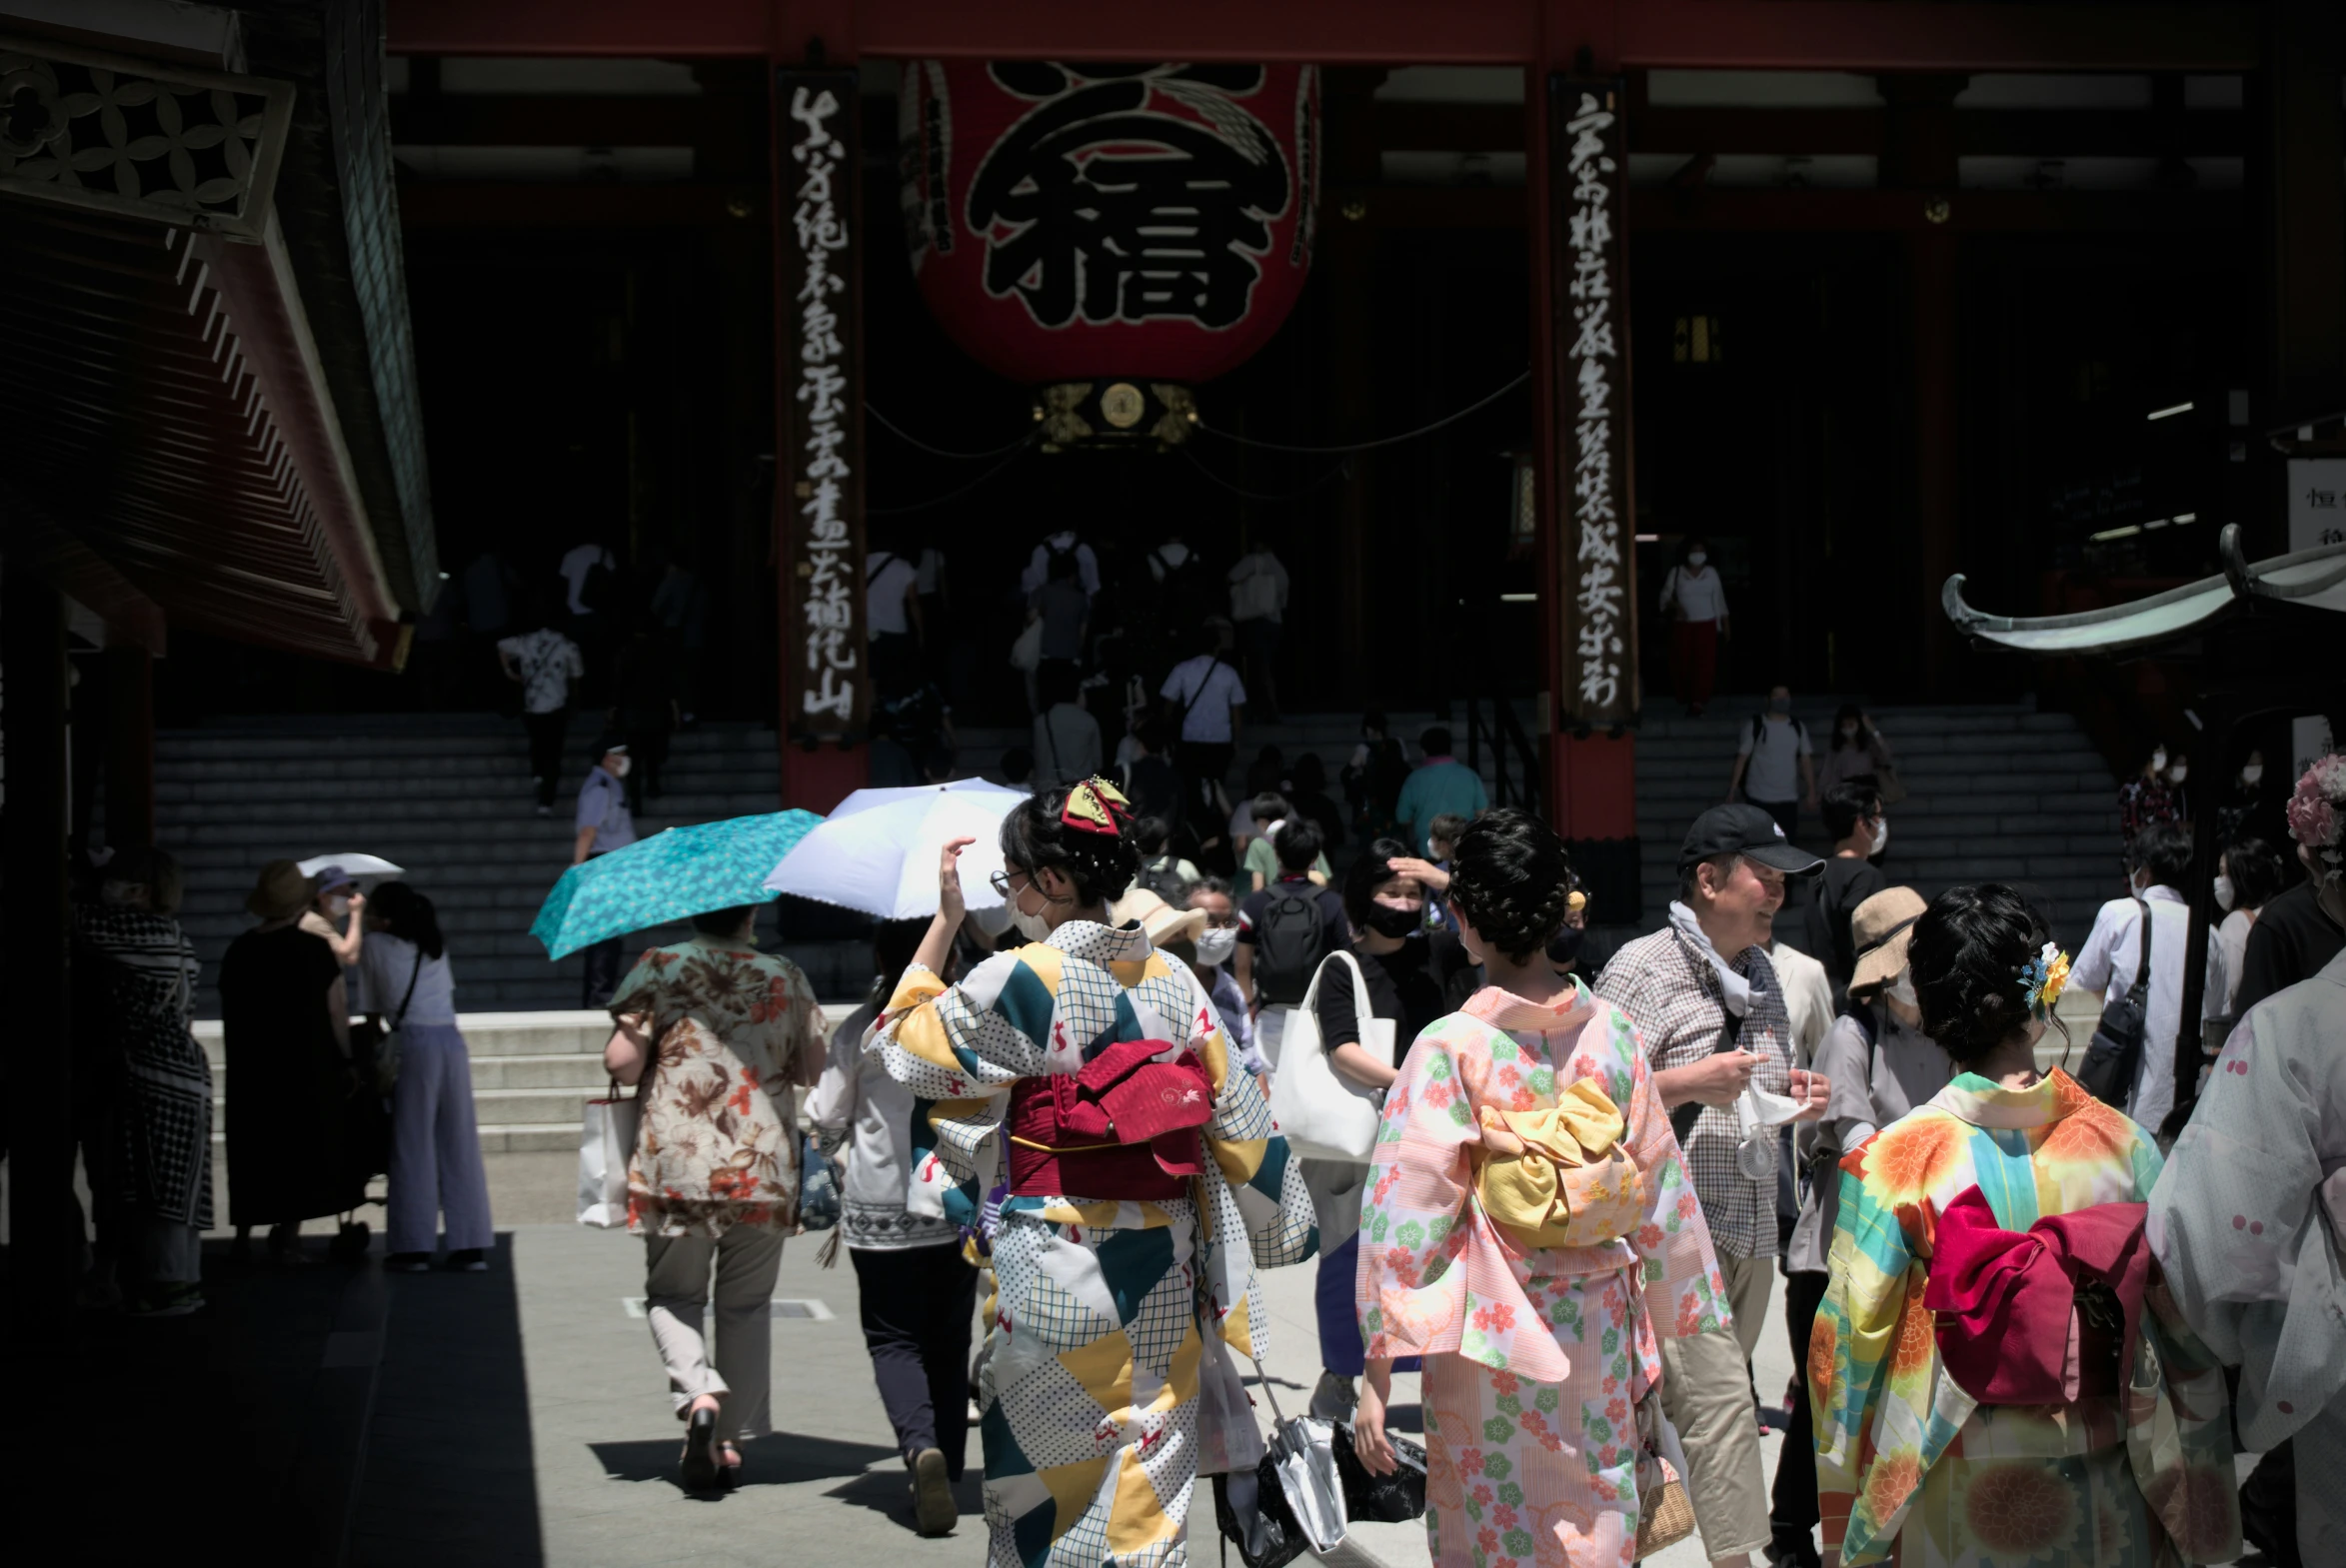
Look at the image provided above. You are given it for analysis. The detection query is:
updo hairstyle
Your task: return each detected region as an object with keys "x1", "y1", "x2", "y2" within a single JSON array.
[
  {"x1": 1906, "y1": 882, "x2": 2058, "y2": 1067},
  {"x1": 1446, "y1": 808, "x2": 1576, "y2": 963},
  {"x1": 999, "y1": 785, "x2": 1142, "y2": 907}
]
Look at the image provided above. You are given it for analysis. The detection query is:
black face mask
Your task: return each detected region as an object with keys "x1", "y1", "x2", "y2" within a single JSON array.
[
  {"x1": 1364, "y1": 903, "x2": 1422, "y2": 938},
  {"x1": 1547, "y1": 925, "x2": 1586, "y2": 965}
]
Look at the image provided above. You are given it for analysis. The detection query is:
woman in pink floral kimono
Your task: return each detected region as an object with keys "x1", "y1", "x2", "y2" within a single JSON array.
[{"x1": 1355, "y1": 809, "x2": 1731, "y2": 1567}]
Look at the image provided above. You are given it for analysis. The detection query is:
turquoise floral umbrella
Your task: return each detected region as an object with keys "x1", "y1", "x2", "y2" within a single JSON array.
[{"x1": 530, "y1": 809, "x2": 824, "y2": 960}]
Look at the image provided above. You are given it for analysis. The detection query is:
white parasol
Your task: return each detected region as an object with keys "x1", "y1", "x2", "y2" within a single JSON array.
[
  {"x1": 763, "y1": 779, "x2": 1029, "y2": 920},
  {"x1": 297, "y1": 852, "x2": 405, "y2": 886}
]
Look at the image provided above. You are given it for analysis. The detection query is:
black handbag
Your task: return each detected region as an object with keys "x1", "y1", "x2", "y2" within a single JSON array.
[
  {"x1": 2075, "y1": 896, "x2": 2150, "y2": 1108},
  {"x1": 1331, "y1": 1422, "x2": 1428, "y2": 1523}
]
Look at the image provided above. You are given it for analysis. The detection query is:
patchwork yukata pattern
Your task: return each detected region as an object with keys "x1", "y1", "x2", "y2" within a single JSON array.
[
  {"x1": 1356, "y1": 985, "x2": 1730, "y2": 1568},
  {"x1": 867, "y1": 919, "x2": 1316, "y2": 1568},
  {"x1": 1815, "y1": 1067, "x2": 2239, "y2": 1567}
]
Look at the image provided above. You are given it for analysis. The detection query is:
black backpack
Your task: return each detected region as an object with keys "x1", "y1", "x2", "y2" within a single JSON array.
[
  {"x1": 1156, "y1": 547, "x2": 1211, "y2": 634},
  {"x1": 1137, "y1": 853, "x2": 1189, "y2": 905},
  {"x1": 1252, "y1": 883, "x2": 1330, "y2": 1005}
]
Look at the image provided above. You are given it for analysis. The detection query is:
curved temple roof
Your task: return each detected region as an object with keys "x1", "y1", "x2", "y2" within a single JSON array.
[{"x1": 1942, "y1": 524, "x2": 2346, "y2": 656}]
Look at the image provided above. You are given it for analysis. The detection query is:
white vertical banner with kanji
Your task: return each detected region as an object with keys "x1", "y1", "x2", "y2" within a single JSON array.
[
  {"x1": 1548, "y1": 76, "x2": 1638, "y2": 727},
  {"x1": 780, "y1": 69, "x2": 867, "y2": 738}
]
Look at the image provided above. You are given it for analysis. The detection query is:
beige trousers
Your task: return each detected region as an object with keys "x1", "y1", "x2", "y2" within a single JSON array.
[
  {"x1": 1658, "y1": 1249, "x2": 1773, "y2": 1562},
  {"x1": 644, "y1": 1226, "x2": 786, "y2": 1441}
]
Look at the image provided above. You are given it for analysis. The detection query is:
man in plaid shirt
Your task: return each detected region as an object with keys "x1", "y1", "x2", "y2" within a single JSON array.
[{"x1": 1596, "y1": 803, "x2": 1829, "y2": 1568}]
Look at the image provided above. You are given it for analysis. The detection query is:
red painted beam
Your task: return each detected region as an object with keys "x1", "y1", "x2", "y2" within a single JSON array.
[{"x1": 387, "y1": 0, "x2": 2259, "y2": 70}]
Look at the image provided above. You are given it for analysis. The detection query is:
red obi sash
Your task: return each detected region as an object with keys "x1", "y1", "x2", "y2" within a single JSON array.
[
  {"x1": 1004, "y1": 1038, "x2": 1216, "y2": 1201},
  {"x1": 1922, "y1": 1184, "x2": 2149, "y2": 1405}
]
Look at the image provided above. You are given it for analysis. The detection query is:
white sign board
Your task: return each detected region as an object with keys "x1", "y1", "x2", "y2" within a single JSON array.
[{"x1": 2287, "y1": 459, "x2": 2346, "y2": 552}]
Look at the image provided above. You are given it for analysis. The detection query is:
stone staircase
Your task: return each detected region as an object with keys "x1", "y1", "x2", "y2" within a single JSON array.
[
  {"x1": 1627, "y1": 699, "x2": 2126, "y2": 954},
  {"x1": 194, "y1": 1005, "x2": 863, "y2": 1153},
  {"x1": 160, "y1": 715, "x2": 887, "y2": 1014}
]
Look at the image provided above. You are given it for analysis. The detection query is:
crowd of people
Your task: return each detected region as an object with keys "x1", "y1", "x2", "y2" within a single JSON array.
[
  {"x1": 551, "y1": 736, "x2": 2343, "y2": 1568},
  {"x1": 71, "y1": 672, "x2": 2346, "y2": 1566}
]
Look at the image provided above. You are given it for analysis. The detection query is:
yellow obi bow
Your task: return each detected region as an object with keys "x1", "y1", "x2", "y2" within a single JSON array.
[{"x1": 1473, "y1": 1078, "x2": 1646, "y2": 1251}]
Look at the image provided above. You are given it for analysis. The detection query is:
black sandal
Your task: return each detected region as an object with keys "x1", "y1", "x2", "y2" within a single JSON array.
[{"x1": 679, "y1": 1405, "x2": 720, "y2": 1490}]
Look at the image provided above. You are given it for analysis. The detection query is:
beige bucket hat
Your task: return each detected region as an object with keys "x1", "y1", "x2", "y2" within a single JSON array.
[{"x1": 1848, "y1": 885, "x2": 1929, "y2": 994}]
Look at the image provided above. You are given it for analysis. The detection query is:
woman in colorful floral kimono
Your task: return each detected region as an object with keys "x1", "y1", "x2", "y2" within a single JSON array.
[
  {"x1": 866, "y1": 779, "x2": 1316, "y2": 1567},
  {"x1": 1813, "y1": 882, "x2": 2237, "y2": 1567},
  {"x1": 2149, "y1": 752, "x2": 2346, "y2": 1560},
  {"x1": 1352, "y1": 807, "x2": 1732, "y2": 1568}
]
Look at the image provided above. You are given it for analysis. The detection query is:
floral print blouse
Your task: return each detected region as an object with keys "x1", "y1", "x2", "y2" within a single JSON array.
[{"x1": 609, "y1": 936, "x2": 826, "y2": 1237}]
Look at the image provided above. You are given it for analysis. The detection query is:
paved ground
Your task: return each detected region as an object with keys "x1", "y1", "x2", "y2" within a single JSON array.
[{"x1": 329, "y1": 1153, "x2": 1759, "y2": 1568}]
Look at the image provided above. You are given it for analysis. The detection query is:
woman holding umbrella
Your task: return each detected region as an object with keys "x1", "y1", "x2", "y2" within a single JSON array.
[
  {"x1": 864, "y1": 779, "x2": 1317, "y2": 1562},
  {"x1": 601, "y1": 899, "x2": 827, "y2": 1491}
]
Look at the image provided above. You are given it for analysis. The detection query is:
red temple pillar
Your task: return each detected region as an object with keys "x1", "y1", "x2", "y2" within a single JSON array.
[{"x1": 772, "y1": 13, "x2": 870, "y2": 811}]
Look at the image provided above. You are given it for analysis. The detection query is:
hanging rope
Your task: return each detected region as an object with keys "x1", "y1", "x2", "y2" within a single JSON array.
[
  {"x1": 866, "y1": 434, "x2": 1042, "y2": 515},
  {"x1": 1194, "y1": 368, "x2": 1530, "y2": 454},
  {"x1": 1177, "y1": 446, "x2": 1352, "y2": 502},
  {"x1": 866, "y1": 404, "x2": 1039, "y2": 461}
]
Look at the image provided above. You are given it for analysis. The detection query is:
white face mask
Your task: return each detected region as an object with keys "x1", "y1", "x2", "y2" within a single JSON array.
[
  {"x1": 2213, "y1": 874, "x2": 2236, "y2": 911},
  {"x1": 2149, "y1": 749, "x2": 2168, "y2": 774},
  {"x1": 2241, "y1": 765, "x2": 2264, "y2": 786},
  {"x1": 1686, "y1": 551, "x2": 1707, "y2": 568},
  {"x1": 1010, "y1": 904, "x2": 1054, "y2": 942},
  {"x1": 1884, "y1": 969, "x2": 1918, "y2": 1008},
  {"x1": 1870, "y1": 818, "x2": 1889, "y2": 855},
  {"x1": 1193, "y1": 925, "x2": 1238, "y2": 966},
  {"x1": 327, "y1": 894, "x2": 352, "y2": 918},
  {"x1": 610, "y1": 756, "x2": 631, "y2": 778},
  {"x1": 2168, "y1": 765, "x2": 2188, "y2": 784}
]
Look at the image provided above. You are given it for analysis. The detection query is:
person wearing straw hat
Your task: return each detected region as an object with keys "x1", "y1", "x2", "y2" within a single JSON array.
[
  {"x1": 218, "y1": 858, "x2": 363, "y2": 1265},
  {"x1": 1769, "y1": 884, "x2": 1950, "y2": 1568}
]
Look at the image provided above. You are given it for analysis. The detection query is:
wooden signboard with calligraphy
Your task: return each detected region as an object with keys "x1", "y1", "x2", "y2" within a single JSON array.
[
  {"x1": 1547, "y1": 76, "x2": 1638, "y2": 728},
  {"x1": 777, "y1": 68, "x2": 867, "y2": 739}
]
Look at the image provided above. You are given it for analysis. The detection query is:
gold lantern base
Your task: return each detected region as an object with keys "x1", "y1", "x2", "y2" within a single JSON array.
[{"x1": 1035, "y1": 382, "x2": 1197, "y2": 451}]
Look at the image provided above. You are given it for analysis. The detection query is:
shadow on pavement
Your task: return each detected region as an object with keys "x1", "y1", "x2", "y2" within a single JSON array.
[
  {"x1": 589, "y1": 1428, "x2": 901, "y2": 1489},
  {"x1": 350, "y1": 1233, "x2": 542, "y2": 1566},
  {"x1": 7, "y1": 1233, "x2": 384, "y2": 1564},
  {"x1": 822, "y1": 1460, "x2": 988, "y2": 1532}
]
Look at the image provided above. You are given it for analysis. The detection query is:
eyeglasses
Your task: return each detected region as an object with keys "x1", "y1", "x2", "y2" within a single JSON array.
[{"x1": 988, "y1": 868, "x2": 1030, "y2": 899}]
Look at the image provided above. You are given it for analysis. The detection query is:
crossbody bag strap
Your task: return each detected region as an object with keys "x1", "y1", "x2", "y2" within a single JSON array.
[
  {"x1": 2129, "y1": 895, "x2": 2154, "y2": 999},
  {"x1": 392, "y1": 947, "x2": 425, "y2": 1031}
]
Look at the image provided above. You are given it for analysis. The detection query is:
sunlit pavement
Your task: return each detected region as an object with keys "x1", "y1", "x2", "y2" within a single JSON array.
[{"x1": 340, "y1": 1170, "x2": 1751, "y2": 1568}]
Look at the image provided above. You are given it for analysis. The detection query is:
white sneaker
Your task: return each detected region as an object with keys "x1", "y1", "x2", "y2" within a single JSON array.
[{"x1": 1308, "y1": 1371, "x2": 1357, "y2": 1423}]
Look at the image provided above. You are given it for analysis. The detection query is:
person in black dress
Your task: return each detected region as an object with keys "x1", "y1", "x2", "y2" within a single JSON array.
[
  {"x1": 219, "y1": 858, "x2": 362, "y2": 1263},
  {"x1": 1302, "y1": 836, "x2": 1474, "y2": 1420}
]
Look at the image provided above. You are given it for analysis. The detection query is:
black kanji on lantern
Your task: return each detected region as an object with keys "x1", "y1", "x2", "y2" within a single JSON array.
[{"x1": 968, "y1": 64, "x2": 1290, "y2": 332}]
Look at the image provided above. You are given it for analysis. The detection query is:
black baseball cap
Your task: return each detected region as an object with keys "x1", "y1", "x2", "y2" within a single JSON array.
[{"x1": 1677, "y1": 803, "x2": 1823, "y2": 875}]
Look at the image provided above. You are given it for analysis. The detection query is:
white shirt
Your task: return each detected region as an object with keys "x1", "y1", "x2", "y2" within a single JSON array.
[
  {"x1": 1147, "y1": 542, "x2": 1192, "y2": 581},
  {"x1": 356, "y1": 930, "x2": 457, "y2": 1026},
  {"x1": 2211, "y1": 907, "x2": 2257, "y2": 1017},
  {"x1": 1663, "y1": 564, "x2": 1729, "y2": 623},
  {"x1": 1227, "y1": 550, "x2": 1289, "y2": 623},
  {"x1": 1737, "y1": 714, "x2": 1812, "y2": 803},
  {"x1": 865, "y1": 552, "x2": 919, "y2": 637},
  {"x1": 1160, "y1": 656, "x2": 1247, "y2": 744},
  {"x1": 1767, "y1": 940, "x2": 1834, "y2": 1066},
  {"x1": 497, "y1": 628, "x2": 583, "y2": 715},
  {"x1": 2071, "y1": 885, "x2": 2199, "y2": 1136},
  {"x1": 559, "y1": 544, "x2": 614, "y2": 617},
  {"x1": 805, "y1": 1002, "x2": 961, "y2": 1251},
  {"x1": 1020, "y1": 533, "x2": 1101, "y2": 597}
]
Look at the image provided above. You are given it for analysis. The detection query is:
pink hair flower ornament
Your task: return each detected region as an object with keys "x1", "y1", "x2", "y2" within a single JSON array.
[{"x1": 2286, "y1": 754, "x2": 2346, "y2": 868}]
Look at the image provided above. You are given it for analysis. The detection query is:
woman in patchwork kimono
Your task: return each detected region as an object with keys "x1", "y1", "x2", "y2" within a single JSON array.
[
  {"x1": 867, "y1": 779, "x2": 1316, "y2": 1566},
  {"x1": 1814, "y1": 883, "x2": 2237, "y2": 1567},
  {"x1": 2149, "y1": 753, "x2": 2346, "y2": 1559},
  {"x1": 1352, "y1": 808, "x2": 1733, "y2": 1568}
]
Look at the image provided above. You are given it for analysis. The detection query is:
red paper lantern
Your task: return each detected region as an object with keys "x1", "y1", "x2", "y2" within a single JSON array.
[{"x1": 900, "y1": 61, "x2": 1320, "y2": 390}]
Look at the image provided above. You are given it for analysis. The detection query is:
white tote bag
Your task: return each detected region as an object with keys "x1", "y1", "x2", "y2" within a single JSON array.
[
  {"x1": 1265, "y1": 951, "x2": 1390, "y2": 1162},
  {"x1": 578, "y1": 1080, "x2": 641, "y2": 1228}
]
